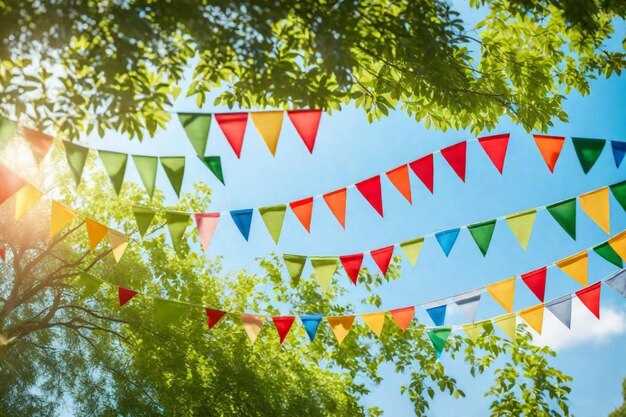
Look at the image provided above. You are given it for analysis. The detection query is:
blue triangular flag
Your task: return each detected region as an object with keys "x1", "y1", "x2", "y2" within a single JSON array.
[
  {"x1": 230, "y1": 209, "x2": 253, "y2": 240},
  {"x1": 300, "y1": 314, "x2": 323, "y2": 342},
  {"x1": 605, "y1": 269, "x2": 626, "y2": 297},
  {"x1": 546, "y1": 294, "x2": 572, "y2": 328},
  {"x1": 611, "y1": 141, "x2": 626, "y2": 168},
  {"x1": 426, "y1": 304, "x2": 447, "y2": 326},
  {"x1": 435, "y1": 228, "x2": 460, "y2": 257}
]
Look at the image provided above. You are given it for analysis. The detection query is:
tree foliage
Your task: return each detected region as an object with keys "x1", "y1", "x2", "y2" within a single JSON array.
[{"x1": 610, "y1": 378, "x2": 626, "y2": 417}]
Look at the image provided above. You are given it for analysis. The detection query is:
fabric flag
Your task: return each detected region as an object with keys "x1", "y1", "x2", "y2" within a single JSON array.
[
  {"x1": 23, "y1": 127, "x2": 53, "y2": 163},
  {"x1": 0, "y1": 116, "x2": 17, "y2": 149},
  {"x1": 546, "y1": 294, "x2": 573, "y2": 328},
  {"x1": 200, "y1": 156, "x2": 225, "y2": 185},
  {"x1": 0, "y1": 163, "x2": 26, "y2": 204},
  {"x1": 340, "y1": 253, "x2": 363, "y2": 285},
  {"x1": 160, "y1": 157, "x2": 185, "y2": 197},
  {"x1": 259, "y1": 205, "x2": 287, "y2": 244},
  {"x1": 49, "y1": 201, "x2": 76, "y2": 240},
  {"x1": 195, "y1": 213, "x2": 220, "y2": 252},
  {"x1": 73, "y1": 274, "x2": 101, "y2": 299},
  {"x1": 441, "y1": 141, "x2": 467, "y2": 181},
  {"x1": 605, "y1": 269, "x2": 626, "y2": 297},
  {"x1": 505, "y1": 210, "x2": 536, "y2": 250},
  {"x1": 132, "y1": 155, "x2": 158, "y2": 198},
  {"x1": 610, "y1": 181, "x2": 626, "y2": 211},
  {"x1": 283, "y1": 254, "x2": 307, "y2": 285},
  {"x1": 118, "y1": 287, "x2": 138, "y2": 307},
  {"x1": 287, "y1": 110, "x2": 322, "y2": 153},
  {"x1": 327, "y1": 315, "x2": 355, "y2": 345},
  {"x1": 593, "y1": 242, "x2": 623, "y2": 268},
  {"x1": 579, "y1": 187, "x2": 610, "y2": 234},
  {"x1": 478, "y1": 133, "x2": 510, "y2": 174},
  {"x1": 435, "y1": 228, "x2": 460, "y2": 257},
  {"x1": 426, "y1": 304, "x2": 447, "y2": 326},
  {"x1": 533, "y1": 134, "x2": 565, "y2": 172},
  {"x1": 547, "y1": 198, "x2": 577, "y2": 240},
  {"x1": 609, "y1": 231, "x2": 626, "y2": 260},
  {"x1": 177, "y1": 113, "x2": 212, "y2": 157},
  {"x1": 386, "y1": 165, "x2": 412, "y2": 203},
  {"x1": 611, "y1": 141, "x2": 626, "y2": 168},
  {"x1": 165, "y1": 211, "x2": 190, "y2": 252},
  {"x1": 289, "y1": 197, "x2": 313, "y2": 232},
  {"x1": 251, "y1": 111, "x2": 284, "y2": 155},
  {"x1": 409, "y1": 154, "x2": 434, "y2": 193},
  {"x1": 206, "y1": 308, "x2": 226, "y2": 330},
  {"x1": 521, "y1": 266, "x2": 547, "y2": 302},
  {"x1": 576, "y1": 282, "x2": 601, "y2": 319},
  {"x1": 468, "y1": 220, "x2": 496, "y2": 256},
  {"x1": 323, "y1": 188, "x2": 347, "y2": 228},
  {"x1": 63, "y1": 141, "x2": 89, "y2": 186},
  {"x1": 427, "y1": 328, "x2": 452, "y2": 359},
  {"x1": 132, "y1": 206, "x2": 156, "y2": 237},
  {"x1": 272, "y1": 316, "x2": 295, "y2": 345},
  {"x1": 463, "y1": 322, "x2": 486, "y2": 342},
  {"x1": 85, "y1": 218, "x2": 109, "y2": 250},
  {"x1": 572, "y1": 137, "x2": 606, "y2": 174},
  {"x1": 215, "y1": 113, "x2": 248, "y2": 158},
  {"x1": 486, "y1": 277, "x2": 515, "y2": 312},
  {"x1": 154, "y1": 299, "x2": 189, "y2": 328},
  {"x1": 494, "y1": 313, "x2": 517, "y2": 340},
  {"x1": 556, "y1": 251, "x2": 588, "y2": 286},
  {"x1": 230, "y1": 209, "x2": 253, "y2": 241},
  {"x1": 0, "y1": 247, "x2": 5, "y2": 262},
  {"x1": 14, "y1": 184, "x2": 42, "y2": 220},
  {"x1": 355, "y1": 175, "x2": 384, "y2": 217},
  {"x1": 300, "y1": 314, "x2": 323, "y2": 342},
  {"x1": 454, "y1": 290, "x2": 481, "y2": 322},
  {"x1": 241, "y1": 314, "x2": 266, "y2": 344},
  {"x1": 399, "y1": 237, "x2": 424, "y2": 267},
  {"x1": 107, "y1": 230, "x2": 129, "y2": 262},
  {"x1": 519, "y1": 304, "x2": 545, "y2": 334},
  {"x1": 98, "y1": 150, "x2": 128, "y2": 195},
  {"x1": 390, "y1": 306, "x2": 414, "y2": 331},
  {"x1": 371, "y1": 245, "x2": 394, "y2": 276},
  {"x1": 310, "y1": 257, "x2": 339, "y2": 290},
  {"x1": 361, "y1": 312, "x2": 386, "y2": 337}
]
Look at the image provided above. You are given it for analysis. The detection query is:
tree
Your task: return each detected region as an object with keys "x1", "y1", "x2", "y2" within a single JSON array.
[
  {"x1": 610, "y1": 378, "x2": 626, "y2": 417},
  {"x1": 0, "y1": 0, "x2": 624, "y2": 140}
]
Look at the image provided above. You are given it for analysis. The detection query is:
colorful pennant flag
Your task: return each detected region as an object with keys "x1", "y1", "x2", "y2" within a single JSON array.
[
  {"x1": 494, "y1": 313, "x2": 517, "y2": 340},
  {"x1": 441, "y1": 141, "x2": 467, "y2": 181},
  {"x1": 154, "y1": 299, "x2": 188, "y2": 328},
  {"x1": 85, "y1": 218, "x2": 109, "y2": 250},
  {"x1": 579, "y1": 187, "x2": 610, "y2": 234},
  {"x1": 206, "y1": 308, "x2": 226, "y2": 330},
  {"x1": 215, "y1": 113, "x2": 248, "y2": 158},
  {"x1": 468, "y1": 220, "x2": 496, "y2": 256},
  {"x1": 386, "y1": 165, "x2": 412, "y2": 203},
  {"x1": 608, "y1": 231, "x2": 626, "y2": 260},
  {"x1": 572, "y1": 137, "x2": 605, "y2": 174},
  {"x1": 547, "y1": 198, "x2": 577, "y2": 240},
  {"x1": 178, "y1": 113, "x2": 212, "y2": 157},
  {"x1": 283, "y1": 254, "x2": 307, "y2": 285},
  {"x1": 14, "y1": 184, "x2": 42, "y2": 220},
  {"x1": 251, "y1": 111, "x2": 284, "y2": 155},
  {"x1": 0, "y1": 116, "x2": 17, "y2": 149},
  {"x1": 272, "y1": 316, "x2": 295, "y2": 345},
  {"x1": 0, "y1": 247, "x2": 5, "y2": 262},
  {"x1": 371, "y1": 245, "x2": 394, "y2": 276},
  {"x1": 593, "y1": 242, "x2": 623, "y2": 268},
  {"x1": 409, "y1": 154, "x2": 434, "y2": 193},
  {"x1": 63, "y1": 141, "x2": 89, "y2": 186},
  {"x1": 605, "y1": 269, "x2": 626, "y2": 297},
  {"x1": 327, "y1": 315, "x2": 355, "y2": 345},
  {"x1": 611, "y1": 141, "x2": 626, "y2": 168},
  {"x1": 165, "y1": 211, "x2": 190, "y2": 252},
  {"x1": 195, "y1": 213, "x2": 220, "y2": 251},
  {"x1": 107, "y1": 230, "x2": 129, "y2": 262},
  {"x1": 610, "y1": 181, "x2": 626, "y2": 211},
  {"x1": 521, "y1": 267, "x2": 547, "y2": 302},
  {"x1": 259, "y1": 205, "x2": 287, "y2": 244},
  {"x1": 435, "y1": 228, "x2": 460, "y2": 257},
  {"x1": 486, "y1": 277, "x2": 515, "y2": 312},
  {"x1": 355, "y1": 176, "x2": 384, "y2": 217},
  {"x1": 533, "y1": 134, "x2": 564, "y2": 172},
  {"x1": 200, "y1": 156, "x2": 225, "y2": 185},
  {"x1": 287, "y1": 110, "x2": 322, "y2": 153},
  {"x1": 361, "y1": 312, "x2": 386, "y2": 336},
  {"x1": 426, "y1": 304, "x2": 447, "y2": 326},
  {"x1": 546, "y1": 294, "x2": 573, "y2": 328},
  {"x1": 519, "y1": 304, "x2": 545, "y2": 334},
  {"x1": 454, "y1": 291, "x2": 481, "y2": 322},
  {"x1": 289, "y1": 197, "x2": 313, "y2": 232},
  {"x1": 74, "y1": 274, "x2": 102, "y2": 299},
  {"x1": 133, "y1": 206, "x2": 156, "y2": 237},
  {"x1": 160, "y1": 157, "x2": 185, "y2": 197},
  {"x1": 478, "y1": 133, "x2": 510, "y2": 174},
  {"x1": 576, "y1": 282, "x2": 601, "y2": 319},
  {"x1": 241, "y1": 315, "x2": 265, "y2": 344},
  {"x1": 98, "y1": 150, "x2": 128, "y2": 195},
  {"x1": 0, "y1": 163, "x2": 26, "y2": 204},
  {"x1": 427, "y1": 328, "x2": 451, "y2": 358},
  {"x1": 340, "y1": 253, "x2": 363, "y2": 285},
  {"x1": 463, "y1": 321, "x2": 485, "y2": 342},
  {"x1": 310, "y1": 257, "x2": 339, "y2": 290},
  {"x1": 300, "y1": 314, "x2": 323, "y2": 341},
  {"x1": 118, "y1": 287, "x2": 138, "y2": 307},
  {"x1": 505, "y1": 210, "x2": 536, "y2": 250},
  {"x1": 50, "y1": 201, "x2": 77, "y2": 240},
  {"x1": 399, "y1": 238, "x2": 424, "y2": 267},
  {"x1": 390, "y1": 306, "x2": 414, "y2": 331},
  {"x1": 132, "y1": 155, "x2": 158, "y2": 198},
  {"x1": 23, "y1": 127, "x2": 53, "y2": 163},
  {"x1": 323, "y1": 188, "x2": 347, "y2": 228},
  {"x1": 556, "y1": 251, "x2": 588, "y2": 286},
  {"x1": 230, "y1": 209, "x2": 253, "y2": 241}
]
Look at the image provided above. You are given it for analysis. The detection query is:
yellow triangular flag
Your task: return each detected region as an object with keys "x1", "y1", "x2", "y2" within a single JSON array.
[
  {"x1": 107, "y1": 229, "x2": 129, "y2": 263},
  {"x1": 85, "y1": 218, "x2": 109, "y2": 250},
  {"x1": 579, "y1": 187, "x2": 610, "y2": 234},
  {"x1": 494, "y1": 313, "x2": 517, "y2": 340},
  {"x1": 241, "y1": 315, "x2": 266, "y2": 344},
  {"x1": 505, "y1": 210, "x2": 536, "y2": 250},
  {"x1": 50, "y1": 201, "x2": 77, "y2": 240},
  {"x1": 327, "y1": 315, "x2": 355, "y2": 345},
  {"x1": 609, "y1": 230, "x2": 626, "y2": 260},
  {"x1": 486, "y1": 277, "x2": 516, "y2": 312},
  {"x1": 462, "y1": 321, "x2": 486, "y2": 342},
  {"x1": 15, "y1": 184, "x2": 42, "y2": 220},
  {"x1": 556, "y1": 251, "x2": 588, "y2": 286},
  {"x1": 360, "y1": 312, "x2": 386, "y2": 337},
  {"x1": 519, "y1": 304, "x2": 545, "y2": 334},
  {"x1": 250, "y1": 111, "x2": 284, "y2": 156}
]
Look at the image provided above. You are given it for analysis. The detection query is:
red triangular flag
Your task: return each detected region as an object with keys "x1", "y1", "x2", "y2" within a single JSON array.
[
  {"x1": 118, "y1": 287, "x2": 138, "y2": 307},
  {"x1": 287, "y1": 110, "x2": 322, "y2": 153},
  {"x1": 371, "y1": 246, "x2": 394, "y2": 276},
  {"x1": 340, "y1": 253, "x2": 364, "y2": 285},
  {"x1": 206, "y1": 308, "x2": 227, "y2": 330},
  {"x1": 214, "y1": 113, "x2": 248, "y2": 158},
  {"x1": 289, "y1": 197, "x2": 313, "y2": 232},
  {"x1": 409, "y1": 154, "x2": 434, "y2": 193},
  {"x1": 355, "y1": 175, "x2": 383, "y2": 217},
  {"x1": 0, "y1": 163, "x2": 26, "y2": 204},
  {"x1": 521, "y1": 266, "x2": 547, "y2": 302},
  {"x1": 576, "y1": 282, "x2": 601, "y2": 319},
  {"x1": 0, "y1": 247, "x2": 5, "y2": 261},
  {"x1": 23, "y1": 127, "x2": 54, "y2": 163},
  {"x1": 441, "y1": 141, "x2": 467, "y2": 181},
  {"x1": 272, "y1": 316, "x2": 296, "y2": 345},
  {"x1": 478, "y1": 134, "x2": 509, "y2": 174},
  {"x1": 386, "y1": 164, "x2": 412, "y2": 203}
]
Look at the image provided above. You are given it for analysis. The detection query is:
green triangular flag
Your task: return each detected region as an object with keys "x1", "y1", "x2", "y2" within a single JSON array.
[
  {"x1": 467, "y1": 220, "x2": 496, "y2": 256},
  {"x1": 283, "y1": 254, "x2": 307, "y2": 285},
  {"x1": 63, "y1": 141, "x2": 89, "y2": 186},
  {"x1": 610, "y1": 181, "x2": 626, "y2": 212},
  {"x1": 133, "y1": 206, "x2": 157, "y2": 237},
  {"x1": 547, "y1": 198, "x2": 577, "y2": 239},
  {"x1": 399, "y1": 237, "x2": 424, "y2": 267},
  {"x1": 98, "y1": 150, "x2": 128, "y2": 195},
  {"x1": 73, "y1": 274, "x2": 102, "y2": 299},
  {"x1": 0, "y1": 116, "x2": 17, "y2": 150},
  {"x1": 160, "y1": 157, "x2": 186, "y2": 197},
  {"x1": 154, "y1": 298, "x2": 189, "y2": 328},
  {"x1": 258, "y1": 205, "x2": 287, "y2": 244},
  {"x1": 165, "y1": 211, "x2": 190, "y2": 252},
  {"x1": 200, "y1": 156, "x2": 225, "y2": 185},
  {"x1": 593, "y1": 242, "x2": 623, "y2": 268},
  {"x1": 132, "y1": 155, "x2": 158, "y2": 198},
  {"x1": 505, "y1": 210, "x2": 536, "y2": 250},
  {"x1": 178, "y1": 113, "x2": 212, "y2": 157},
  {"x1": 310, "y1": 257, "x2": 339, "y2": 291},
  {"x1": 427, "y1": 327, "x2": 452, "y2": 358},
  {"x1": 572, "y1": 137, "x2": 606, "y2": 174}
]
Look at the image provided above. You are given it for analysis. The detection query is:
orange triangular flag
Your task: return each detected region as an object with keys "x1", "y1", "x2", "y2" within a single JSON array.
[
  {"x1": 390, "y1": 306, "x2": 414, "y2": 331},
  {"x1": 327, "y1": 315, "x2": 355, "y2": 345},
  {"x1": 533, "y1": 134, "x2": 565, "y2": 172},
  {"x1": 323, "y1": 188, "x2": 347, "y2": 228},
  {"x1": 579, "y1": 187, "x2": 610, "y2": 234},
  {"x1": 486, "y1": 277, "x2": 515, "y2": 312},
  {"x1": 85, "y1": 218, "x2": 109, "y2": 250},
  {"x1": 519, "y1": 304, "x2": 545, "y2": 334},
  {"x1": 250, "y1": 111, "x2": 284, "y2": 156},
  {"x1": 108, "y1": 229, "x2": 129, "y2": 263},
  {"x1": 289, "y1": 197, "x2": 313, "y2": 232},
  {"x1": 386, "y1": 165, "x2": 412, "y2": 203},
  {"x1": 50, "y1": 201, "x2": 77, "y2": 240},
  {"x1": 556, "y1": 251, "x2": 588, "y2": 286},
  {"x1": 360, "y1": 312, "x2": 386, "y2": 337}
]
